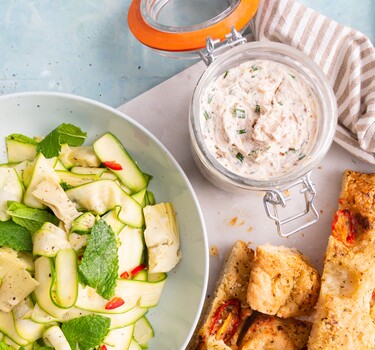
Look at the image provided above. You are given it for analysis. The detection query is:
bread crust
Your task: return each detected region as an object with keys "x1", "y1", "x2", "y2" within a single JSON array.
[
  {"x1": 238, "y1": 314, "x2": 311, "y2": 350},
  {"x1": 338, "y1": 170, "x2": 375, "y2": 226},
  {"x1": 187, "y1": 241, "x2": 255, "y2": 350},
  {"x1": 247, "y1": 244, "x2": 320, "y2": 318},
  {"x1": 308, "y1": 170, "x2": 375, "y2": 349}
]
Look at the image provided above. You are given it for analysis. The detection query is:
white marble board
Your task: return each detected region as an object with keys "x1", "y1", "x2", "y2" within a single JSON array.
[{"x1": 118, "y1": 61, "x2": 374, "y2": 295}]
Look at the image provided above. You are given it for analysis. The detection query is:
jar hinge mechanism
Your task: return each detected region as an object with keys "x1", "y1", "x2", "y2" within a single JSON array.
[
  {"x1": 263, "y1": 172, "x2": 319, "y2": 237},
  {"x1": 199, "y1": 27, "x2": 247, "y2": 66}
]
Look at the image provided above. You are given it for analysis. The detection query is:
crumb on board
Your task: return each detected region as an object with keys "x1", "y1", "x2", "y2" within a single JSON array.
[
  {"x1": 210, "y1": 245, "x2": 219, "y2": 256},
  {"x1": 229, "y1": 216, "x2": 238, "y2": 226},
  {"x1": 247, "y1": 226, "x2": 253, "y2": 232},
  {"x1": 229, "y1": 217, "x2": 245, "y2": 227}
]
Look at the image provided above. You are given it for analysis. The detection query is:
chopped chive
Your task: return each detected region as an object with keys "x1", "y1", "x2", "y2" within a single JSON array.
[
  {"x1": 254, "y1": 104, "x2": 260, "y2": 114},
  {"x1": 249, "y1": 146, "x2": 270, "y2": 156},
  {"x1": 249, "y1": 148, "x2": 260, "y2": 156},
  {"x1": 251, "y1": 65, "x2": 259, "y2": 71},
  {"x1": 236, "y1": 152, "x2": 244, "y2": 162},
  {"x1": 237, "y1": 129, "x2": 247, "y2": 134},
  {"x1": 278, "y1": 101, "x2": 283, "y2": 106},
  {"x1": 234, "y1": 108, "x2": 246, "y2": 119},
  {"x1": 208, "y1": 95, "x2": 213, "y2": 104},
  {"x1": 298, "y1": 153, "x2": 306, "y2": 160},
  {"x1": 203, "y1": 110, "x2": 210, "y2": 120},
  {"x1": 285, "y1": 147, "x2": 297, "y2": 154},
  {"x1": 223, "y1": 70, "x2": 229, "y2": 79},
  {"x1": 289, "y1": 73, "x2": 296, "y2": 79}
]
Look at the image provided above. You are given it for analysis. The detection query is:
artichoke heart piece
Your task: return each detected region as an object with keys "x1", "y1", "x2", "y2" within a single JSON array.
[
  {"x1": 0, "y1": 249, "x2": 39, "y2": 312},
  {"x1": 59, "y1": 144, "x2": 101, "y2": 169},
  {"x1": 143, "y1": 202, "x2": 181, "y2": 273},
  {"x1": 32, "y1": 178, "x2": 80, "y2": 232}
]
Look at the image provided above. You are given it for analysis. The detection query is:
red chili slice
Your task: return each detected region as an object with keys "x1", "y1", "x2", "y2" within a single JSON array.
[
  {"x1": 131, "y1": 264, "x2": 147, "y2": 276},
  {"x1": 100, "y1": 345, "x2": 107, "y2": 350},
  {"x1": 331, "y1": 209, "x2": 356, "y2": 246},
  {"x1": 105, "y1": 297, "x2": 125, "y2": 310},
  {"x1": 209, "y1": 299, "x2": 241, "y2": 343},
  {"x1": 102, "y1": 161, "x2": 123, "y2": 170},
  {"x1": 120, "y1": 271, "x2": 130, "y2": 279}
]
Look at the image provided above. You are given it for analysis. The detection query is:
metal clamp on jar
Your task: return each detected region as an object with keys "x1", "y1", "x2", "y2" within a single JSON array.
[{"x1": 128, "y1": 0, "x2": 338, "y2": 237}]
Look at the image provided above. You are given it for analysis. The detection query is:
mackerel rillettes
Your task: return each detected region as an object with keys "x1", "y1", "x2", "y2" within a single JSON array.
[{"x1": 200, "y1": 59, "x2": 318, "y2": 179}]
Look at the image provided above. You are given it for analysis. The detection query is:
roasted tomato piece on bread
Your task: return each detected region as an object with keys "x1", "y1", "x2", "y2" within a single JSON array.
[
  {"x1": 331, "y1": 209, "x2": 356, "y2": 246},
  {"x1": 187, "y1": 241, "x2": 255, "y2": 350},
  {"x1": 209, "y1": 299, "x2": 241, "y2": 343}
]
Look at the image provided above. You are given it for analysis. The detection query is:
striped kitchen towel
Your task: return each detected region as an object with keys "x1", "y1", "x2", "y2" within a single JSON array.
[{"x1": 249, "y1": 0, "x2": 375, "y2": 164}]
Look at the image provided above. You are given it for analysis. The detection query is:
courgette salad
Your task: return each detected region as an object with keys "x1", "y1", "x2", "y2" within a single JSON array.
[{"x1": 0, "y1": 123, "x2": 181, "y2": 350}]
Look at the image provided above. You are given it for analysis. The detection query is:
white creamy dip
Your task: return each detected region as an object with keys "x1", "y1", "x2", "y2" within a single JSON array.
[{"x1": 200, "y1": 59, "x2": 318, "y2": 179}]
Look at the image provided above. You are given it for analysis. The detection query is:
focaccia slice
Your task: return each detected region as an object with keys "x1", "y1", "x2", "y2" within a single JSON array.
[
  {"x1": 308, "y1": 170, "x2": 375, "y2": 349},
  {"x1": 187, "y1": 241, "x2": 255, "y2": 350},
  {"x1": 238, "y1": 314, "x2": 311, "y2": 350},
  {"x1": 247, "y1": 244, "x2": 320, "y2": 318}
]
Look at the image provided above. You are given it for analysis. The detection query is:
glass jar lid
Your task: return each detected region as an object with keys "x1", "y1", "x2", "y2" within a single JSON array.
[{"x1": 128, "y1": 0, "x2": 259, "y2": 53}]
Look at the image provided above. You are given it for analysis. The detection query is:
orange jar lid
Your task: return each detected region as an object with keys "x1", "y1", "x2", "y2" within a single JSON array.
[{"x1": 128, "y1": 0, "x2": 259, "y2": 52}]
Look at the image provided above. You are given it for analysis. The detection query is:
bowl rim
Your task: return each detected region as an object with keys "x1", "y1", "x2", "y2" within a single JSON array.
[{"x1": 0, "y1": 90, "x2": 210, "y2": 349}]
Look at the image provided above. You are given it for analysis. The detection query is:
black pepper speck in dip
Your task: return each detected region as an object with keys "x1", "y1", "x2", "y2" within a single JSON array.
[{"x1": 200, "y1": 59, "x2": 318, "y2": 179}]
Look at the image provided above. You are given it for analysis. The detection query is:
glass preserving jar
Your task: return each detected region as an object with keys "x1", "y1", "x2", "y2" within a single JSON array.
[{"x1": 189, "y1": 40, "x2": 337, "y2": 236}]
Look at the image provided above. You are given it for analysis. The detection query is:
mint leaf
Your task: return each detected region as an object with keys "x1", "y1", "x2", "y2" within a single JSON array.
[
  {"x1": 7, "y1": 201, "x2": 59, "y2": 233},
  {"x1": 61, "y1": 315, "x2": 110, "y2": 350},
  {"x1": 6, "y1": 134, "x2": 38, "y2": 145},
  {"x1": 0, "y1": 220, "x2": 32, "y2": 251},
  {"x1": 78, "y1": 219, "x2": 118, "y2": 299},
  {"x1": 36, "y1": 123, "x2": 87, "y2": 158}
]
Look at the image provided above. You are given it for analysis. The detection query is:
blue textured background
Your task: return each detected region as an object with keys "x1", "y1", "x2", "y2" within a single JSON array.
[{"x1": 0, "y1": 1, "x2": 374, "y2": 107}]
